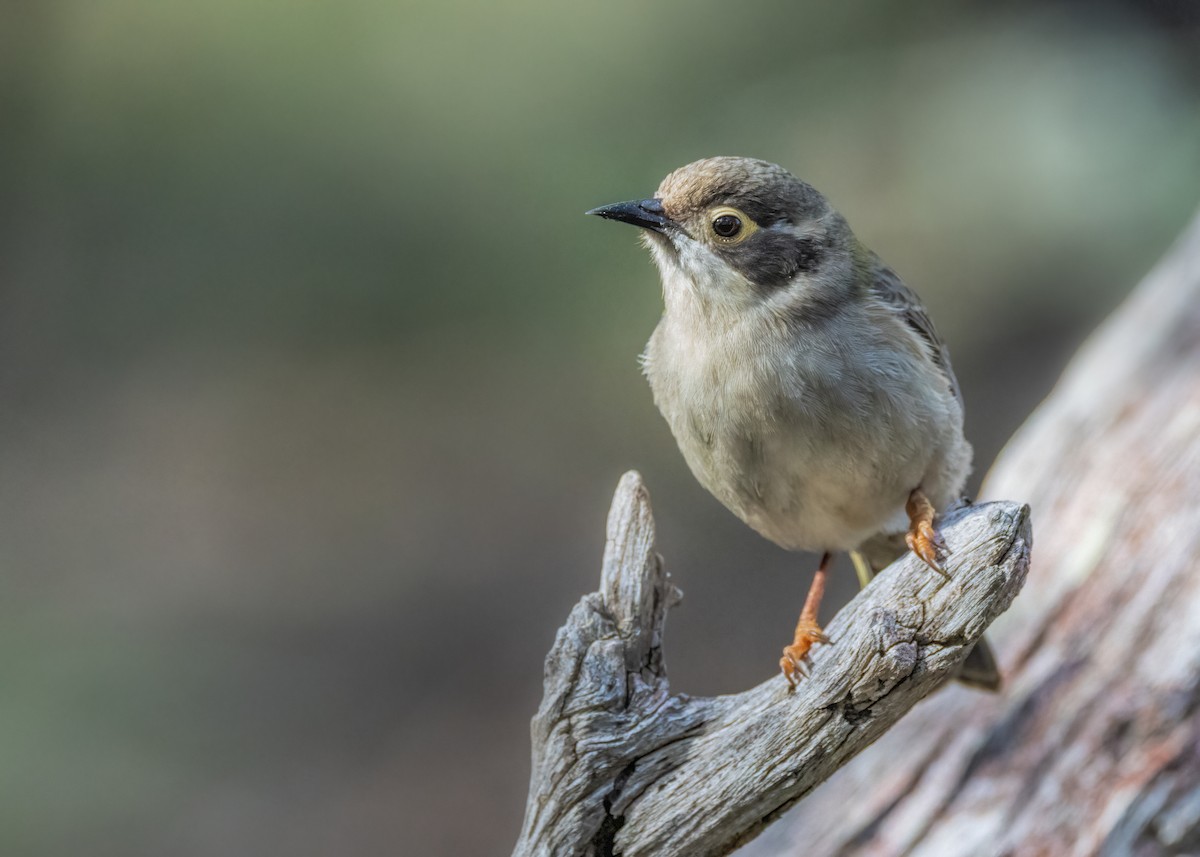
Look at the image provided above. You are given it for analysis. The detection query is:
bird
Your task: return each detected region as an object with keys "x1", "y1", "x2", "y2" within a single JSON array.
[{"x1": 588, "y1": 156, "x2": 1000, "y2": 691}]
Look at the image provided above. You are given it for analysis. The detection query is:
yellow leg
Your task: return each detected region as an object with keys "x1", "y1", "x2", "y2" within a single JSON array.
[{"x1": 850, "y1": 550, "x2": 874, "y2": 590}]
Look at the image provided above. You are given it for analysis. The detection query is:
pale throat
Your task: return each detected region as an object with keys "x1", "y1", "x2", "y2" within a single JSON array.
[{"x1": 646, "y1": 236, "x2": 759, "y2": 322}]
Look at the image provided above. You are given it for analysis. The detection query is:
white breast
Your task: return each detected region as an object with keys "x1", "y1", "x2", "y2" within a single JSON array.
[{"x1": 644, "y1": 302, "x2": 964, "y2": 553}]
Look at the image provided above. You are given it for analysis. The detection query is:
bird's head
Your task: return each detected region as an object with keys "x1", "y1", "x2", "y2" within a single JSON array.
[{"x1": 588, "y1": 157, "x2": 856, "y2": 318}]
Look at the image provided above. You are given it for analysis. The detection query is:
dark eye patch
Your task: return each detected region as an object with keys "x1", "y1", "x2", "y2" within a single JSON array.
[
  {"x1": 724, "y1": 229, "x2": 824, "y2": 290},
  {"x1": 697, "y1": 194, "x2": 789, "y2": 229},
  {"x1": 735, "y1": 199, "x2": 793, "y2": 228}
]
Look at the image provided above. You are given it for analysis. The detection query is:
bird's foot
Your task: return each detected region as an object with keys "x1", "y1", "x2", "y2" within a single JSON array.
[
  {"x1": 906, "y1": 487, "x2": 949, "y2": 577},
  {"x1": 905, "y1": 523, "x2": 947, "y2": 574},
  {"x1": 780, "y1": 619, "x2": 830, "y2": 690},
  {"x1": 781, "y1": 551, "x2": 833, "y2": 690}
]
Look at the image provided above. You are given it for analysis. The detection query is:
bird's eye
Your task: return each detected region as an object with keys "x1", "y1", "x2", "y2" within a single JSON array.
[
  {"x1": 712, "y1": 214, "x2": 742, "y2": 238},
  {"x1": 707, "y1": 206, "x2": 755, "y2": 244}
]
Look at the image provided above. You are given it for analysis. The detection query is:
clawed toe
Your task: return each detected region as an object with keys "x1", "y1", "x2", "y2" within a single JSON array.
[
  {"x1": 906, "y1": 488, "x2": 950, "y2": 577},
  {"x1": 906, "y1": 525, "x2": 948, "y2": 576},
  {"x1": 780, "y1": 621, "x2": 830, "y2": 690},
  {"x1": 780, "y1": 649, "x2": 809, "y2": 688}
]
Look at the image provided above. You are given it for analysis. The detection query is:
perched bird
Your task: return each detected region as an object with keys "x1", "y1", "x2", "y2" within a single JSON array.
[{"x1": 588, "y1": 156, "x2": 999, "y2": 690}]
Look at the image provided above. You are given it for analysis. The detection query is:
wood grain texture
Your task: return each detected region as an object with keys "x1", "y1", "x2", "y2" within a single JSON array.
[
  {"x1": 738, "y1": 208, "x2": 1200, "y2": 857},
  {"x1": 513, "y1": 472, "x2": 1031, "y2": 857}
]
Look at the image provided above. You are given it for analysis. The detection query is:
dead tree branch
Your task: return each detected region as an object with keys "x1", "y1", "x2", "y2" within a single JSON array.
[{"x1": 513, "y1": 472, "x2": 1031, "y2": 857}]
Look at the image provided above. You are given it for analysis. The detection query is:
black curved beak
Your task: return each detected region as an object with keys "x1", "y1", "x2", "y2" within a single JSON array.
[{"x1": 586, "y1": 198, "x2": 673, "y2": 233}]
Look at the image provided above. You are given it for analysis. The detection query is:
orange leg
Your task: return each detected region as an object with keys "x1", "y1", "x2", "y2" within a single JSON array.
[
  {"x1": 780, "y1": 551, "x2": 833, "y2": 690},
  {"x1": 905, "y1": 487, "x2": 948, "y2": 577}
]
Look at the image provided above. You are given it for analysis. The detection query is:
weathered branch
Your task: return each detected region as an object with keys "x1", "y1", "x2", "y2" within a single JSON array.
[{"x1": 514, "y1": 472, "x2": 1031, "y2": 857}]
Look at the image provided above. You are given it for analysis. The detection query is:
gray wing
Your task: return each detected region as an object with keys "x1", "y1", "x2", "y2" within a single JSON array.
[{"x1": 869, "y1": 261, "x2": 962, "y2": 406}]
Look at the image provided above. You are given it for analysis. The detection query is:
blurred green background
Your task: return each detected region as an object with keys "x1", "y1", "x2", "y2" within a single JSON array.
[{"x1": 1, "y1": 1, "x2": 1198, "y2": 855}]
